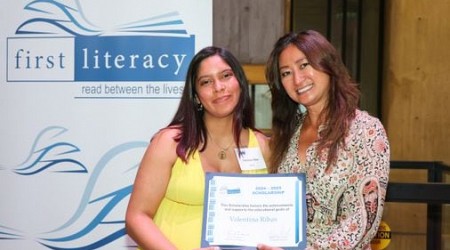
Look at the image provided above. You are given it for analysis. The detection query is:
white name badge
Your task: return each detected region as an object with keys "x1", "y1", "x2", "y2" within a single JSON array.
[{"x1": 234, "y1": 147, "x2": 267, "y2": 171}]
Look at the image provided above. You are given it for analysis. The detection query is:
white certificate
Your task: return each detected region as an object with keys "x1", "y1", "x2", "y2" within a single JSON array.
[{"x1": 201, "y1": 173, "x2": 306, "y2": 250}]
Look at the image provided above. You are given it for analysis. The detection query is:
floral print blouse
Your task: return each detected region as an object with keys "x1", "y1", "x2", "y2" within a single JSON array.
[{"x1": 278, "y1": 110, "x2": 390, "y2": 249}]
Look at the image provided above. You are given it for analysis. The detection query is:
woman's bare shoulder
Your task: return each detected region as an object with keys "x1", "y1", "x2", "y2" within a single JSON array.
[{"x1": 140, "y1": 126, "x2": 181, "y2": 167}]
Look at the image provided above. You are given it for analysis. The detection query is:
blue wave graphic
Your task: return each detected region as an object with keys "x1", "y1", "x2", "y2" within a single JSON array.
[
  {"x1": 35, "y1": 141, "x2": 147, "y2": 249},
  {"x1": 0, "y1": 126, "x2": 87, "y2": 175},
  {"x1": 16, "y1": 0, "x2": 188, "y2": 36},
  {"x1": 0, "y1": 225, "x2": 23, "y2": 240},
  {"x1": 0, "y1": 126, "x2": 147, "y2": 249}
]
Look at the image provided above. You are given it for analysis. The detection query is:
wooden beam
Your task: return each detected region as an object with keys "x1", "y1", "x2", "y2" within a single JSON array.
[{"x1": 242, "y1": 64, "x2": 266, "y2": 84}]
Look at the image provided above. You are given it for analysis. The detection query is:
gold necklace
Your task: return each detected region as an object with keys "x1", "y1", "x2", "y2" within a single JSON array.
[{"x1": 207, "y1": 131, "x2": 234, "y2": 160}]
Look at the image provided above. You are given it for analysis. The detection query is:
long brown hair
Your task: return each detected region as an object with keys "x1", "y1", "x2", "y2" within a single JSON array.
[
  {"x1": 266, "y1": 30, "x2": 360, "y2": 172},
  {"x1": 168, "y1": 46, "x2": 255, "y2": 162}
]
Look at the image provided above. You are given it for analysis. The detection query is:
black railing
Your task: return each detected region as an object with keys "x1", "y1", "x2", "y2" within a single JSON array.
[{"x1": 386, "y1": 161, "x2": 450, "y2": 250}]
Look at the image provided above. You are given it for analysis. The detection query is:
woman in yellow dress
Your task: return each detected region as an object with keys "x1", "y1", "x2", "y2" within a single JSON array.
[{"x1": 126, "y1": 46, "x2": 271, "y2": 250}]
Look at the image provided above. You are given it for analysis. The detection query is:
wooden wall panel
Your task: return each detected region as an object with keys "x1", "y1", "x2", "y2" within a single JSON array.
[
  {"x1": 382, "y1": 0, "x2": 450, "y2": 249},
  {"x1": 382, "y1": 0, "x2": 450, "y2": 164},
  {"x1": 213, "y1": 0, "x2": 286, "y2": 64}
]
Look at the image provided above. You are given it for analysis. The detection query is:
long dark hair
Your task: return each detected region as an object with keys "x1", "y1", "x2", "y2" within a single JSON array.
[
  {"x1": 168, "y1": 46, "x2": 255, "y2": 162},
  {"x1": 266, "y1": 30, "x2": 360, "y2": 172}
]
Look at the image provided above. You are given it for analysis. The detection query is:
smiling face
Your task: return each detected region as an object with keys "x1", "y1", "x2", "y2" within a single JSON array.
[
  {"x1": 195, "y1": 54, "x2": 241, "y2": 119},
  {"x1": 278, "y1": 44, "x2": 330, "y2": 113}
]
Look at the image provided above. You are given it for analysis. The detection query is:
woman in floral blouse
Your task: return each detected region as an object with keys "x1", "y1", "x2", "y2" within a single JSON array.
[{"x1": 258, "y1": 30, "x2": 390, "y2": 250}]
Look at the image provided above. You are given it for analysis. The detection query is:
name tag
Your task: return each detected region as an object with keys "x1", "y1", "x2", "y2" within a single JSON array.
[{"x1": 234, "y1": 147, "x2": 267, "y2": 171}]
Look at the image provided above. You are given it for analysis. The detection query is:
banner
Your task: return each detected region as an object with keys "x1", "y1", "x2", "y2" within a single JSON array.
[{"x1": 0, "y1": 0, "x2": 212, "y2": 249}]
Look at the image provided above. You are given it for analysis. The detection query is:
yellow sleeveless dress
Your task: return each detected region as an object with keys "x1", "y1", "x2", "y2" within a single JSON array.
[{"x1": 152, "y1": 130, "x2": 267, "y2": 250}]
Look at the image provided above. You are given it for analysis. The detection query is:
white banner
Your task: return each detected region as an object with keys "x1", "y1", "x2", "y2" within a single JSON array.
[{"x1": 0, "y1": 0, "x2": 212, "y2": 249}]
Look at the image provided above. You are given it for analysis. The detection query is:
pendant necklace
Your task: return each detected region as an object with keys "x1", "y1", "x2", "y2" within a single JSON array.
[{"x1": 207, "y1": 131, "x2": 234, "y2": 160}]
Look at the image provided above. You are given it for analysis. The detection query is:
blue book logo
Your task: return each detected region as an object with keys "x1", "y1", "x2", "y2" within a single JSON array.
[{"x1": 7, "y1": 0, "x2": 195, "y2": 82}]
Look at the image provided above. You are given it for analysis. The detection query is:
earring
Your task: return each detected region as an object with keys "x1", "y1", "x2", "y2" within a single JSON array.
[
  {"x1": 296, "y1": 104, "x2": 306, "y2": 120},
  {"x1": 298, "y1": 104, "x2": 307, "y2": 114},
  {"x1": 197, "y1": 102, "x2": 203, "y2": 111}
]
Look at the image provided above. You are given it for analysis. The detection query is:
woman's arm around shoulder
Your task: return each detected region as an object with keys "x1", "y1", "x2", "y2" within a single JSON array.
[{"x1": 125, "y1": 127, "x2": 180, "y2": 250}]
